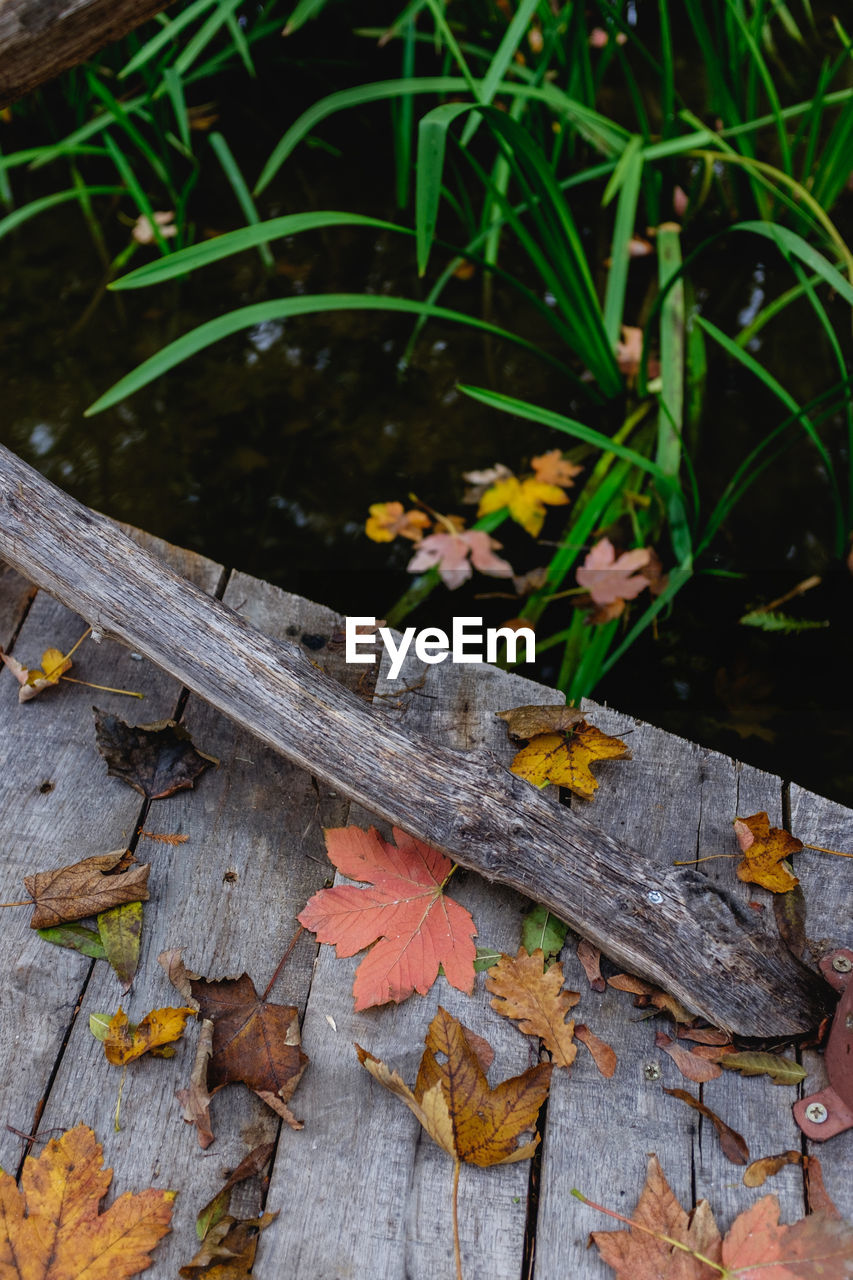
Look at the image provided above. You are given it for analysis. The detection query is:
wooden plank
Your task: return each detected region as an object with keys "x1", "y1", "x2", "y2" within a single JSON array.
[
  {"x1": 533, "y1": 706, "x2": 805, "y2": 1276},
  {"x1": 0, "y1": 562, "x2": 36, "y2": 648},
  {"x1": 256, "y1": 651, "x2": 562, "y2": 1279},
  {"x1": 0, "y1": 537, "x2": 220, "y2": 1178},
  {"x1": 0, "y1": 444, "x2": 822, "y2": 1035},
  {"x1": 788, "y1": 784, "x2": 853, "y2": 1221},
  {"x1": 31, "y1": 577, "x2": 360, "y2": 1277},
  {"x1": 0, "y1": 0, "x2": 176, "y2": 105}
]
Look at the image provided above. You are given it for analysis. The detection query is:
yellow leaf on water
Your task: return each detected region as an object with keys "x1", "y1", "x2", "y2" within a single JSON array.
[{"x1": 478, "y1": 475, "x2": 569, "y2": 537}]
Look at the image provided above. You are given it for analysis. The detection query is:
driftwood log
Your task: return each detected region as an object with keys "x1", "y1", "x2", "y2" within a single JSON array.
[
  {"x1": 0, "y1": 444, "x2": 823, "y2": 1035},
  {"x1": 0, "y1": 0, "x2": 175, "y2": 105}
]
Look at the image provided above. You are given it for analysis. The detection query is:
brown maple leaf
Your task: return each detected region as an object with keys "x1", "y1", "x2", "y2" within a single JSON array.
[
  {"x1": 485, "y1": 947, "x2": 579, "y2": 1067},
  {"x1": 733, "y1": 812, "x2": 802, "y2": 894},
  {"x1": 94, "y1": 709, "x2": 217, "y2": 800},
  {"x1": 24, "y1": 850, "x2": 150, "y2": 929},
  {"x1": 0, "y1": 1124, "x2": 174, "y2": 1278}
]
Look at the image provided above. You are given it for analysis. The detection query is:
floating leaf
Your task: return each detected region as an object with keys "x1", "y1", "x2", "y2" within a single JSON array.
[
  {"x1": 530, "y1": 450, "x2": 583, "y2": 488},
  {"x1": 94, "y1": 708, "x2": 217, "y2": 799},
  {"x1": 365, "y1": 501, "x2": 431, "y2": 543},
  {"x1": 478, "y1": 474, "x2": 569, "y2": 537},
  {"x1": 407, "y1": 528, "x2": 513, "y2": 589},
  {"x1": 486, "y1": 947, "x2": 579, "y2": 1067},
  {"x1": 576, "y1": 538, "x2": 651, "y2": 606},
  {"x1": 24, "y1": 850, "x2": 149, "y2": 929}
]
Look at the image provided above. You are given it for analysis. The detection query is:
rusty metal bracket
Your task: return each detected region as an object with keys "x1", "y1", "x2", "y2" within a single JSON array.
[{"x1": 794, "y1": 948, "x2": 853, "y2": 1141}]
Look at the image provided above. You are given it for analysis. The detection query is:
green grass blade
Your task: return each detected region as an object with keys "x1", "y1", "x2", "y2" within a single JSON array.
[
  {"x1": 208, "y1": 131, "x2": 273, "y2": 269},
  {"x1": 103, "y1": 132, "x2": 172, "y2": 255},
  {"x1": 162, "y1": 65, "x2": 191, "y2": 151},
  {"x1": 119, "y1": 0, "x2": 217, "y2": 77},
  {"x1": 416, "y1": 101, "x2": 472, "y2": 275},
  {"x1": 601, "y1": 136, "x2": 643, "y2": 348},
  {"x1": 655, "y1": 223, "x2": 691, "y2": 564},
  {"x1": 0, "y1": 186, "x2": 124, "y2": 239},
  {"x1": 224, "y1": 9, "x2": 255, "y2": 76},
  {"x1": 85, "y1": 72, "x2": 172, "y2": 190},
  {"x1": 459, "y1": 0, "x2": 540, "y2": 146},
  {"x1": 282, "y1": 0, "x2": 331, "y2": 35},
  {"x1": 174, "y1": 0, "x2": 245, "y2": 77}
]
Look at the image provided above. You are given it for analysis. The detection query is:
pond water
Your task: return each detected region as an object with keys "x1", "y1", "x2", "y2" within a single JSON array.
[{"x1": 1, "y1": 20, "x2": 851, "y2": 807}]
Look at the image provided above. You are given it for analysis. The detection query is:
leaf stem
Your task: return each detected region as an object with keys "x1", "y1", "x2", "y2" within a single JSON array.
[
  {"x1": 804, "y1": 842, "x2": 853, "y2": 858},
  {"x1": 115, "y1": 1064, "x2": 128, "y2": 1132},
  {"x1": 262, "y1": 925, "x2": 304, "y2": 1001},
  {"x1": 570, "y1": 1188, "x2": 726, "y2": 1275},
  {"x1": 60, "y1": 677, "x2": 144, "y2": 697},
  {"x1": 0, "y1": 900, "x2": 31, "y2": 908},
  {"x1": 672, "y1": 853, "x2": 736, "y2": 866},
  {"x1": 452, "y1": 1158, "x2": 463, "y2": 1280},
  {"x1": 60, "y1": 626, "x2": 93, "y2": 665}
]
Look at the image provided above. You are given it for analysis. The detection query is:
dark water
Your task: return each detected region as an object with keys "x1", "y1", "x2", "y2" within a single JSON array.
[{"x1": 1, "y1": 23, "x2": 852, "y2": 806}]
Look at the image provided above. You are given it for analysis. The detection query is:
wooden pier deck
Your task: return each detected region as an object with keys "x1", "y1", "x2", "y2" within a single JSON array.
[{"x1": 0, "y1": 530, "x2": 849, "y2": 1279}]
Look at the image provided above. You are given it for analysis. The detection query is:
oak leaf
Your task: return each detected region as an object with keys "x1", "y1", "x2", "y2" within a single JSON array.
[
  {"x1": 24, "y1": 850, "x2": 150, "y2": 929},
  {"x1": 0, "y1": 1123, "x2": 174, "y2": 1278},
  {"x1": 478, "y1": 474, "x2": 569, "y2": 537},
  {"x1": 356, "y1": 1005, "x2": 551, "y2": 1168},
  {"x1": 94, "y1": 708, "x2": 217, "y2": 799},
  {"x1": 407, "y1": 528, "x2": 513, "y2": 588},
  {"x1": 365, "y1": 501, "x2": 431, "y2": 543},
  {"x1": 509, "y1": 718, "x2": 631, "y2": 799},
  {"x1": 298, "y1": 825, "x2": 477, "y2": 1010},
  {"x1": 576, "y1": 537, "x2": 651, "y2": 606},
  {"x1": 92, "y1": 1005, "x2": 196, "y2": 1064},
  {"x1": 530, "y1": 449, "x2": 583, "y2": 488},
  {"x1": 733, "y1": 812, "x2": 802, "y2": 894},
  {"x1": 486, "y1": 947, "x2": 579, "y2": 1067},
  {"x1": 1, "y1": 645, "x2": 72, "y2": 701}
]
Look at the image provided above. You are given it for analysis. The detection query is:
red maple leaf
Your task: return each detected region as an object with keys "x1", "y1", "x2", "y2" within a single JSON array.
[{"x1": 298, "y1": 826, "x2": 477, "y2": 1010}]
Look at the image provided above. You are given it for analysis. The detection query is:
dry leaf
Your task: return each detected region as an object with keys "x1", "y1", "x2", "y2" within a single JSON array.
[
  {"x1": 713, "y1": 1050, "x2": 806, "y2": 1086},
  {"x1": 177, "y1": 1017, "x2": 215, "y2": 1148},
  {"x1": 24, "y1": 850, "x2": 150, "y2": 929},
  {"x1": 576, "y1": 538, "x2": 651, "y2": 606},
  {"x1": 478, "y1": 474, "x2": 569, "y2": 537},
  {"x1": 92, "y1": 1005, "x2": 196, "y2": 1064},
  {"x1": 530, "y1": 449, "x2": 583, "y2": 489},
  {"x1": 806, "y1": 1156, "x2": 842, "y2": 1219},
  {"x1": 365, "y1": 501, "x2": 431, "y2": 543},
  {"x1": 462, "y1": 463, "x2": 513, "y2": 504},
  {"x1": 407, "y1": 528, "x2": 513, "y2": 588},
  {"x1": 0, "y1": 1123, "x2": 174, "y2": 1278},
  {"x1": 94, "y1": 708, "x2": 217, "y2": 799},
  {"x1": 655, "y1": 1032, "x2": 722, "y2": 1083},
  {"x1": 663, "y1": 1087, "x2": 749, "y2": 1165},
  {"x1": 509, "y1": 718, "x2": 631, "y2": 799},
  {"x1": 733, "y1": 812, "x2": 802, "y2": 894},
  {"x1": 1, "y1": 644, "x2": 72, "y2": 701},
  {"x1": 485, "y1": 947, "x2": 579, "y2": 1067},
  {"x1": 496, "y1": 703, "x2": 585, "y2": 740},
  {"x1": 677, "y1": 1027, "x2": 732, "y2": 1046},
  {"x1": 773, "y1": 884, "x2": 807, "y2": 959},
  {"x1": 179, "y1": 1212, "x2": 276, "y2": 1278},
  {"x1": 298, "y1": 825, "x2": 476, "y2": 1010},
  {"x1": 575, "y1": 1024, "x2": 617, "y2": 1077},
  {"x1": 195, "y1": 1141, "x2": 275, "y2": 1240},
  {"x1": 607, "y1": 974, "x2": 694, "y2": 1024},
  {"x1": 743, "y1": 1151, "x2": 802, "y2": 1188},
  {"x1": 577, "y1": 939, "x2": 606, "y2": 992},
  {"x1": 356, "y1": 1005, "x2": 552, "y2": 1168}
]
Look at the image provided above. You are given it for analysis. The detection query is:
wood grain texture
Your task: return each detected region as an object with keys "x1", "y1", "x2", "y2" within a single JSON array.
[
  {"x1": 0, "y1": 0, "x2": 176, "y2": 104},
  {"x1": 255, "y1": 649, "x2": 558, "y2": 1279},
  {"x1": 33, "y1": 578, "x2": 355, "y2": 1276},
  {"x1": 0, "y1": 445, "x2": 822, "y2": 1035},
  {"x1": 0, "y1": 561, "x2": 36, "y2": 647}
]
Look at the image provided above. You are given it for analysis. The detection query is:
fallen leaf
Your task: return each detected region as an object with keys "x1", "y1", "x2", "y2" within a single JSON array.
[
  {"x1": 132, "y1": 210, "x2": 177, "y2": 244},
  {"x1": 473, "y1": 947, "x2": 502, "y2": 971},
  {"x1": 195, "y1": 1141, "x2": 275, "y2": 1240},
  {"x1": 0, "y1": 1123, "x2": 174, "y2": 1278},
  {"x1": 607, "y1": 974, "x2": 694, "y2": 1024},
  {"x1": 24, "y1": 849, "x2": 150, "y2": 929},
  {"x1": 478, "y1": 474, "x2": 569, "y2": 537},
  {"x1": 496, "y1": 703, "x2": 585, "y2": 741},
  {"x1": 176, "y1": 1018, "x2": 215, "y2": 1149},
  {"x1": 298, "y1": 825, "x2": 477, "y2": 1010},
  {"x1": 462, "y1": 463, "x2": 513, "y2": 504},
  {"x1": 722, "y1": 1195, "x2": 853, "y2": 1278},
  {"x1": 575, "y1": 1024, "x2": 617, "y2": 1077},
  {"x1": 92, "y1": 1005, "x2": 196, "y2": 1064},
  {"x1": 179, "y1": 1212, "x2": 276, "y2": 1278},
  {"x1": 1, "y1": 644, "x2": 72, "y2": 701},
  {"x1": 365, "y1": 501, "x2": 431, "y2": 543},
  {"x1": 94, "y1": 708, "x2": 217, "y2": 799},
  {"x1": 407, "y1": 528, "x2": 513, "y2": 588},
  {"x1": 577, "y1": 939, "x2": 606, "y2": 991},
  {"x1": 576, "y1": 537, "x2": 651, "y2": 606},
  {"x1": 187, "y1": 972, "x2": 308, "y2": 1127},
  {"x1": 158, "y1": 946, "x2": 200, "y2": 1003},
  {"x1": 486, "y1": 947, "x2": 579, "y2": 1067},
  {"x1": 530, "y1": 450, "x2": 584, "y2": 489},
  {"x1": 773, "y1": 884, "x2": 807, "y2": 958},
  {"x1": 36, "y1": 921, "x2": 107, "y2": 960},
  {"x1": 743, "y1": 1151, "x2": 802, "y2": 1188},
  {"x1": 356, "y1": 1005, "x2": 551, "y2": 1169},
  {"x1": 733, "y1": 812, "x2": 802, "y2": 894},
  {"x1": 520, "y1": 902, "x2": 569, "y2": 962},
  {"x1": 806, "y1": 1156, "x2": 842, "y2": 1219},
  {"x1": 509, "y1": 718, "x2": 631, "y2": 799},
  {"x1": 677, "y1": 1027, "x2": 732, "y2": 1046},
  {"x1": 655, "y1": 1032, "x2": 722, "y2": 1083},
  {"x1": 663, "y1": 1087, "x2": 749, "y2": 1165},
  {"x1": 98, "y1": 900, "x2": 143, "y2": 990},
  {"x1": 713, "y1": 1050, "x2": 806, "y2": 1086}
]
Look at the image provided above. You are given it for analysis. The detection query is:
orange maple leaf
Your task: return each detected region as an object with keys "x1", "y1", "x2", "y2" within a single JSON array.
[
  {"x1": 530, "y1": 449, "x2": 584, "y2": 489},
  {"x1": 298, "y1": 826, "x2": 477, "y2": 1010},
  {"x1": 733, "y1": 812, "x2": 802, "y2": 894},
  {"x1": 365, "y1": 501, "x2": 432, "y2": 543},
  {"x1": 0, "y1": 1124, "x2": 174, "y2": 1278}
]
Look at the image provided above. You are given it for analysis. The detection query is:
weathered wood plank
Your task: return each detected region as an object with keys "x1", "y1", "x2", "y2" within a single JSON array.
[
  {"x1": 0, "y1": 538, "x2": 220, "y2": 1178},
  {"x1": 0, "y1": 561, "x2": 36, "y2": 647},
  {"x1": 255, "y1": 652, "x2": 560, "y2": 1279},
  {"x1": 31, "y1": 578, "x2": 358, "y2": 1276},
  {"x1": 788, "y1": 784, "x2": 853, "y2": 1221},
  {"x1": 0, "y1": 445, "x2": 822, "y2": 1034},
  {"x1": 0, "y1": 0, "x2": 176, "y2": 105}
]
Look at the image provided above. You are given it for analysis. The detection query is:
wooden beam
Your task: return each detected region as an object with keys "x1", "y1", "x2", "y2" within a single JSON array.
[
  {"x1": 0, "y1": 0, "x2": 176, "y2": 105},
  {"x1": 0, "y1": 444, "x2": 824, "y2": 1035}
]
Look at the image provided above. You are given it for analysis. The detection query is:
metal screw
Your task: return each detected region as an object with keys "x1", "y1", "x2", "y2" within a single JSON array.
[
  {"x1": 831, "y1": 955, "x2": 852, "y2": 973},
  {"x1": 644, "y1": 1063, "x2": 662, "y2": 1081},
  {"x1": 805, "y1": 1102, "x2": 828, "y2": 1124},
  {"x1": 647, "y1": 890, "x2": 664, "y2": 904}
]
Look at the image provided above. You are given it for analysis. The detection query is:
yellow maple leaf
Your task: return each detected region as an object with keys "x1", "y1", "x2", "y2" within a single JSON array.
[
  {"x1": 478, "y1": 476, "x2": 569, "y2": 537},
  {"x1": 509, "y1": 719, "x2": 631, "y2": 799},
  {"x1": 0, "y1": 1124, "x2": 174, "y2": 1278},
  {"x1": 1, "y1": 646, "x2": 72, "y2": 702},
  {"x1": 98, "y1": 1005, "x2": 197, "y2": 1065},
  {"x1": 733, "y1": 812, "x2": 802, "y2": 894}
]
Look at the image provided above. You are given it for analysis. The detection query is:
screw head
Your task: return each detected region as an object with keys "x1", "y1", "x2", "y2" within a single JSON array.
[
  {"x1": 831, "y1": 955, "x2": 852, "y2": 973},
  {"x1": 644, "y1": 1063, "x2": 662, "y2": 1081},
  {"x1": 647, "y1": 890, "x2": 664, "y2": 904},
  {"x1": 805, "y1": 1102, "x2": 828, "y2": 1124}
]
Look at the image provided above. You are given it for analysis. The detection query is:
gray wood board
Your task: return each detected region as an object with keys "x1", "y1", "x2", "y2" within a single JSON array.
[
  {"x1": 0, "y1": 562, "x2": 36, "y2": 648},
  {"x1": 31, "y1": 575, "x2": 358, "y2": 1276},
  {"x1": 789, "y1": 783, "x2": 853, "y2": 1221},
  {"x1": 255, "y1": 648, "x2": 563, "y2": 1279},
  {"x1": 533, "y1": 703, "x2": 807, "y2": 1279},
  {"x1": 0, "y1": 537, "x2": 220, "y2": 1178}
]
